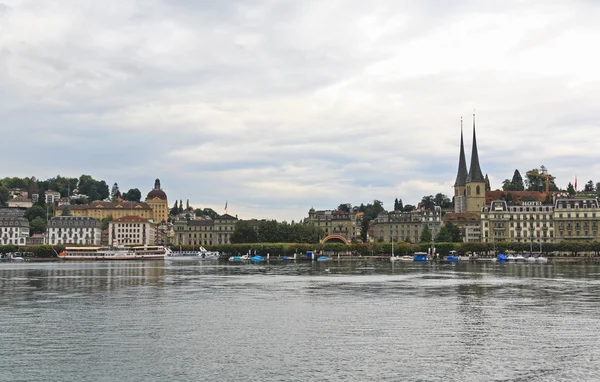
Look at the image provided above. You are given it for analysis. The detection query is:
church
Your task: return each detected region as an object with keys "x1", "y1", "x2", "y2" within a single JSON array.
[{"x1": 454, "y1": 114, "x2": 486, "y2": 214}]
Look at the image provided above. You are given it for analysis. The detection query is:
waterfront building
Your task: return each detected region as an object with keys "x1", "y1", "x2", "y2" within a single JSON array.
[
  {"x1": 553, "y1": 198, "x2": 600, "y2": 241},
  {"x1": 443, "y1": 212, "x2": 481, "y2": 242},
  {"x1": 27, "y1": 233, "x2": 46, "y2": 245},
  {"x1": 7, "y1": 196, "x2": 33, "y2": 209},
  {"x1": 305, "y1": 208, "x2": 360, "y2": 243},
  {"x1": 0, "y1": 212, "x2": 29, "y2": 246},
  {"x1": 453, "y1": 114, "x2": 487, "y2": 214},
  {"x1": 214, "y1": 214, "x2": 238, "y2": 244},
  {"x1": 173, "y1": 219, "x2": 214, "y2": 246},
  {"x1": 480, "y1": 200, "x2": 555, "y2": 245},
  {"x1": 145, "y1": 179, "x2": 169, "y2": 223},
  {"x1": 47, "y1": 216, "x2": 102, "y2": 246},
  {"x1": 57, "y1": 201, "x2": 154, "y2": 221},
  {"x1": 371, "y1": 207, "x2": 442, "y2": 243},
  {"x1": 108, "y1": 216, "x2": 156, "y2": 246}
]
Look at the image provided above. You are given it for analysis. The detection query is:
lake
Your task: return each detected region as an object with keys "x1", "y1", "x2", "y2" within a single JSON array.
[{"x1": 1, "y1": 260, "x2": 600, "y2": 381}]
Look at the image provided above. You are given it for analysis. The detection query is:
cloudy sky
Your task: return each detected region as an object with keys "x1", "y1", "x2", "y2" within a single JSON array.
[{"x1": 1, "y1": 0, "x2": 600, "y2": 221}]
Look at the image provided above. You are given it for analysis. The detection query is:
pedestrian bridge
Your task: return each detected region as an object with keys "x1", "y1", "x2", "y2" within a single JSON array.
[{"x1": 320, "y1": 235, "x2": 349, "y2": 245}]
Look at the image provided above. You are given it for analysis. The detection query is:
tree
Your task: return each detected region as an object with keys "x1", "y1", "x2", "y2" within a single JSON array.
[
  {"x1": 567, "y1": 182, "x2": 576, "y2": 196},
  {"x1": 0, "y1": 186, "x2": 8, "y2": 206},
  {"x1": 510, "y1": 170, "x2": 525, "y2": 191},
  {"x1": 360, "y1": 217, "x2": 370, "y2": 242},
  {"x1": 25, "y1": 205, "x2": 46, "y2": 222},
  {"x1": 403, "y1": 204, "x2": 416, "y2": 212},
  {"x1": 111, "y1": 183, "x2": 121, "y2": 200},
  {"x1": 230, "y1": 221, "x2": 259, "y2": 243},
  {"x1": 337, "y1": 204, "x2": 350, "y2": 213},
  {"x1": 485, "y1": 174, "x2": 491, "y2": 191},
  {"x1": 445, "y1": 222, "x2": 462, "y2": 242},
  {"x1": 420, "y1": 195, "x2": 435, "y2": 210},
  {"x1": 195, "y1": 208, "x2": 218, "y2": 219},
  {"x1": 502, "y1": 179, "x2": 511, "y2": 191},
  {"x1": 584, "y1": 180, "x2": 595, "y2": 192},
  {"x1": 525, "y1": 166, "x2": 558, "y2": 192},
  {"x1": 435, "y1": 225, "x2": 453, "y2": 242},
  {"x1": 30, "y1": 216, "x2": 47, "y2": 235},
  {"x1": 122, "y1": 188, "x2": 141, "y2": 202},
  {"x1": 101, "y1": 215, "x2": 113, "y2": 231},
  {"x1": 433, "y1": 193, "x2": 452, "y2": 209},
  {"x1": 170, "y1": 201, "x2": 179, "y2": 216},
  {"x1": 179, "y1": 200, "x2": 183, "y2": 214},
  {"x1": 420, "y1": 225, "x2": 432, "y2": 243}
]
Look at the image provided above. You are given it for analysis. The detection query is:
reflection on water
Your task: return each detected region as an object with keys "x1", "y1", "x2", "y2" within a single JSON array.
[{"x1": 2, "y1": 260, "x2": 600, "y2": 381}]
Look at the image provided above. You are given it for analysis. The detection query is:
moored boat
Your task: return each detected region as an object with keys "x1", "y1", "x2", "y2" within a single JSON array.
[
  {"x1": 59, "y1": 245, "x2": 167, "y2": 260},
  {"x1": 166, "y1": 247, "x2": 220, "y2": 261},
  {"x1": 413, "y1": 252, "x2": 429, "y2": 262}
]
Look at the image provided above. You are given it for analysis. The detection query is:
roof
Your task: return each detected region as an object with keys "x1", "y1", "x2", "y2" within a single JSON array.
[
  {"x1": 65, "y1": 201, "x2": 153, "y2": 210},
  {"x1": 443, "y1": 212, "x2": 480, "y2": 223},
  {"x1": 454, "y1": 126, "x2": 468, "y2": 187},
  {"x1": 8, "y1": 196, "x2": 31, "y2": 202},
  {"x1": 111, "y1": 215, "x2": 152, "y2": 223},
  {"x1": 146, "y1": 189, "x2": 167, "y2": 201},
  {"x1": 186, "y1": 219, "x2": 214, "y2": 226},
  {"x1": 485, "y1": 191, "x2": 545, "y2": 204},
  {"x1": 217, "y1": 213, "x2": 238, "y2": 220},
  {"x1": 466, "y1": 119, "x2": 485, "y2": 183}
]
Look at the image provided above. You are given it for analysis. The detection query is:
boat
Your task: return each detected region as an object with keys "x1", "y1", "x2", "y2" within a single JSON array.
[
  {"x1": 536, "y1": 256, "x2": 548, "y2": 263},
  {"x1": 446, "y1": 250, "x2": 459, "y2": 262},
  {"x1": 2, "y1": 252, "x2": 25, "y2": 262},
  {"x1": 228, "y1": 254, "x2": 250, "y2": 262},
  {"x1": 413, "y1": 252, "x2": 429, "y2": 262},
  {"x1": 506, "y1": 254, "x2": 516, "y2": 261},
  {"x1": 165, "y1": 247, "x2": 219, "y2": 261},
  {"x1": 59, "y1": 245, "x2": 167, "y2": 260},
  {"x1": 316, "y1": 255, "x2": 329, "y2": 262},
  {"x1": 515, "y1": 254, "x2": 526, "y2": 261},
  {"x1": 497, "y1": 253, "x2": 508, "y2": 261},
  {"x1": 525, "y1": 255, "x2": 536, "y2": 262},
  {"x1": 250, "y1": 255, "x2": 264, "y2": 263}
]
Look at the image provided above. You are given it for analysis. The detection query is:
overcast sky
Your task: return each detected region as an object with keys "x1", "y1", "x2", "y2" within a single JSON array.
[{"x1": 2, "y1": 0, "x2": 600, "y2": 221}]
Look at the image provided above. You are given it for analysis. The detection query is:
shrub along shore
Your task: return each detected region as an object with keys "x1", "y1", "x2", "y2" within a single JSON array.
[{"x1": 3, "y1": 241, "x2": 600, "y2": 259}]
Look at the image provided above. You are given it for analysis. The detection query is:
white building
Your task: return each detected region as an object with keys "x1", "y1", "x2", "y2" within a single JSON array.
[
  {"x1": 45, "y1": 190, "x2": 61, "y2": 204},
  {"x1": 47, "y1": 216, "x2": 102, "y2": 246},
  {"x1": 0, "y1": 214, "x2": 30, "y2": 246},
  {"x1": 481, "y1": 200, "x2": 555, "y2": 244},
  {"x1": 108, "y1": 215, "x2": 156, "y2": 246}
]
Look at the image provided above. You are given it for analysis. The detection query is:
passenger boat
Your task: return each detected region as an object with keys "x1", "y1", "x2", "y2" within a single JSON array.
[
  {"x1": 59, "y1": 245, "x2": 167, "y2": 260},
  {"x1": 165, "y1": 247, "x2": 220, "y2": 261}
]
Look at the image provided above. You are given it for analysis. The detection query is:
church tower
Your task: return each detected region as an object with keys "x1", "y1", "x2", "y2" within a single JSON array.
[
  {"x1": 453, "y1": 118, "x2": 468, "y2": 213},
  {"x1": 465, "y1": 113, "x2": 486, "y2": 213}
]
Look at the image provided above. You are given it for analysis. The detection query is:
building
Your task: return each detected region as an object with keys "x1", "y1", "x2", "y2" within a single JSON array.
[
  {"x1": 45, "y1": 190, "x2": 61, "y2": 204},
  {"x1": 108, "y1": 216, "x2": 156, "y2": 246},
  {"x1": 371, "y1": 207, "x2": 442, "y2": 243},
  {"x1": 0, "y1": 212, "x2": 30, "y2": 246},
  {"x1": 443, "y1": 212, "x2": 481, "y2": 242},
  {"x1": 145, "y1": 179, "x2": 169, "y2": 223},
  {"x1": 554, "y1": 198, "x2": 600, "y2": 241},
  {"x1": 27, "y1": 234, "x2": 47, "y2": 245},
  {"x1": 480, "y1": 200, "x2": 555, "y2": 245},
  {"x1": 8, "y1": 188, "x2": 28, "y2": 198},
  {"x1": 214, "y1": 214, "x2": 238, "y2": 244},
  {"x1": 7, "y1": 196, "x2": 33, "y2": 209},
  {"x1": 57, "y1": 201, "x2": 154, "y2": 221},
  {"x1": 305, "y1": 208, "x2": 360, "y2": 243},
  {"x1": 47, "y1": 216, "x2": 102, "y2": 246},
  {"x1": 173, "y1": 219, "x2": 215, "y2": 246},
  {"x1": 453, "y1": 114, "x2": 486, "y2": 214}
]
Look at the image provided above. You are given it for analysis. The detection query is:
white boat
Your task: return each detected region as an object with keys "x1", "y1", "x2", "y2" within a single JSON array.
[
  {"x1": 166, "y1": 247, "x2": 219, "y2": 261},
  {"x1": 59, "y1": 245, "x2": 167, "y2": 260},
  {"x1": 396, "y1": 255, "x2": 413, "y2": 262},
  {"x1": 536, "y1": 256, "x2": 548, "y2": 263},
  {"x1": 506, "y1": 254, "x2": 517, "y2": 261},
  {"x1": 515, "y1": 254, "x2": 526, "y2": 261},
  {"x1": 7, "y1": 253, "x2": 24, "y2": 262},
  {"x1": 525, "y1": 256, "x2": 536, "y2": 262}
]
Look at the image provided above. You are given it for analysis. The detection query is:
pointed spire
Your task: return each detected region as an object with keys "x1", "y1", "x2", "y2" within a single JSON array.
[
  {"x1": 466, "y1": 111, "x2": 485, "y2": 183},
  {"x1": 454, "y1": 116, "x2": 468, "y2": 187}
]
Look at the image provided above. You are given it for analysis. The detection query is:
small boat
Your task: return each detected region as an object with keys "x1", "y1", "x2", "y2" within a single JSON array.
[
  {"x1": 536, "y1": 256, "x2": 548, "y2": 263},
  {"x1": 506, "y1": 254, "x2": 516, "y2": 261},
  {"x1": 316, "y1": 255, "x2": 329, "y2": 262},
  {"x1": 5, "y1": 253, "x2": 24, "y2": 262},
  {"x1": 447, "y1": 250, "x2": 459, "y2": 262},
  {"x1": 413, "y1": 252, "x2": 428, "y2": 262},
  {"x1": 497, "y1": 254, "x2": 508, "y2": 262},
  {"x1": 250, "y1": 255, "x2": 264, "y2": 263},
  {"x1": 515, "y1": 254, "x2": 525, "y2": 261},
  {"x1": 525, "y1": 255, "x2": 536, "y2": 262}
]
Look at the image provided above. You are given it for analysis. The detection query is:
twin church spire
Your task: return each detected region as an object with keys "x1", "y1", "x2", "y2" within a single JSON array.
[{"x1": 455, "y1": 113, "x2": 484, "y2": 186}]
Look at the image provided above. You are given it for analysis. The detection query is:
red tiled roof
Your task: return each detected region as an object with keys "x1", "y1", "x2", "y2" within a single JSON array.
[{"x1": 485, "y1": 191, "x2": 545, "y2": 204}]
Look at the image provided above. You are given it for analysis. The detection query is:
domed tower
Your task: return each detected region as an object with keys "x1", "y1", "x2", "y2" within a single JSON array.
[{"x1": 145, "y1": 178, "x2": 168, "y2": 223}]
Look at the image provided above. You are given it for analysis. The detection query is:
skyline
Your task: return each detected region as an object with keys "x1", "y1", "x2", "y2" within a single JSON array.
[{"x1": 2, "y1": 1, "x2": 600, "y2": 222}]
